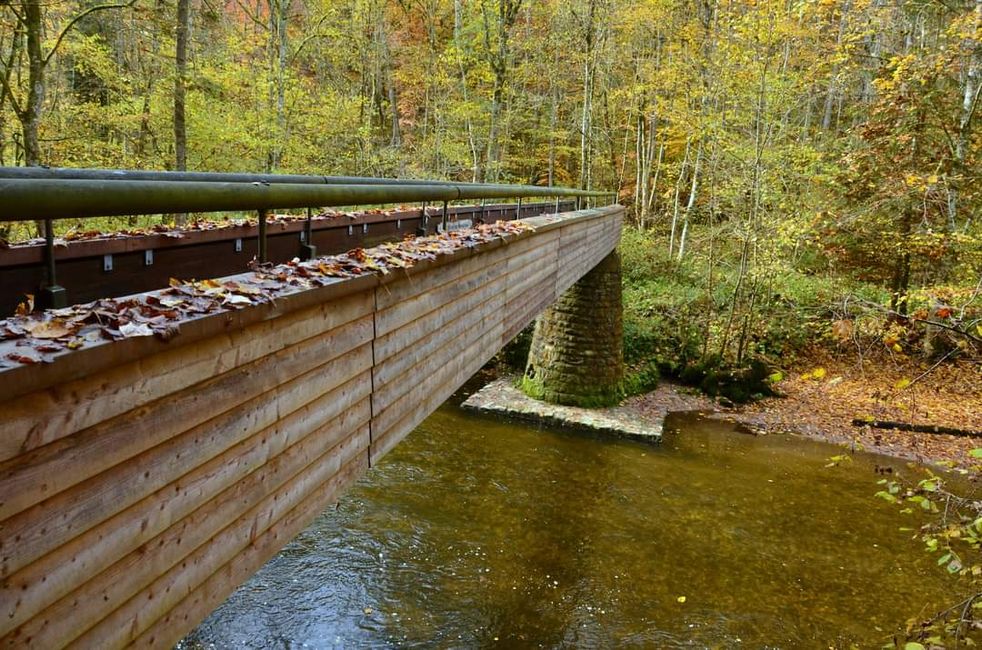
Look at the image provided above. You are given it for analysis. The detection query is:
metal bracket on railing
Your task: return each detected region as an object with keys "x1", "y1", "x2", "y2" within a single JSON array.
[
  {"x1": 417, "y1": 201, "x2": 428, "y2": 236},
  {"x1": 257, "y1": 209, "x2": 268, "y2": 263},
  {"x1": 479, "y1": 198, "x2": 486, "y2": 224},
  {"x1": 441, "y1": 200, "x2": 449, "y2": 233},
  {"x1": 516, "y1": 197, "x2": 522, "y2": 220},
  {"x1": 300, "y1": 207, "x2": 317, "y2": 261},
  {"x1": 37, "y1": 218, "x2": 67, "y2": 309},
  {"x1": 554, "y1": 197, "x2": 560, "y2": 214}
]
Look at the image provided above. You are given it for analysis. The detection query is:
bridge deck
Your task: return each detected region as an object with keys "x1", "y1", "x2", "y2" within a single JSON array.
[
  {"x1": 0, "y1": 201, "x2": 572, "y2": 316},
  {"x1": 0, "y1": 205, "x2": 622, "y2": 648}
]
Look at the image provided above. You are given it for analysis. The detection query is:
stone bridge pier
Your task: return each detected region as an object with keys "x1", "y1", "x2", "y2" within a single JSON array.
[{"x1": 522, "y1": 249, "x2": 624, "y2": 407}]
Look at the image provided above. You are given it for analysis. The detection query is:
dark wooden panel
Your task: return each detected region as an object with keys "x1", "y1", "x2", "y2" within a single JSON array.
[{"x1": 0, "y1": 202, "x2": 574, "y2": 316}]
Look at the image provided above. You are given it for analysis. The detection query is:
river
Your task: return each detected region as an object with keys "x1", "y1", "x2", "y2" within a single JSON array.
[{"x1": 180, "y1": 396, "x2": 959, "y2": 648}]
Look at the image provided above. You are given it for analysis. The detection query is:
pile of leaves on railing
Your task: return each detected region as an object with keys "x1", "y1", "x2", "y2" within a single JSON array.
[
  {"x1": 0, "y1": 207, "x2": 406, "y2": 248},
  {"x1": 0, "y1": 220, "x2": 533, "y2": 366}
]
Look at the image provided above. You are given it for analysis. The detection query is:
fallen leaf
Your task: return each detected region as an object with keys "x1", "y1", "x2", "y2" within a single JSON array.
[
  {"x1": 24, "y1": 319, "x2": 72, "y2": 339},
  {"x1": 119, "y1": 322, "x2": 154, "y2": 337},
  {"x1": 7, "y1": 352, "x2": 41, "y2": 364},
  {"x1": 158, "y1": 296, "x2": 186, "y2": 308},
  {"x1": 15, "y1": 295, "x2": 34, "y2": 316},
  {"x1": 223, "y1": 293, "x2": 252, "y2": 306}
]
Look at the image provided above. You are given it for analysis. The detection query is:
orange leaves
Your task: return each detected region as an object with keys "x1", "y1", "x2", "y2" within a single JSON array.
[
  {"x1": 15, "y1": 295, "x2": 34, "y2": 317},
  {"x1": 831, "y1": 319, "x2": 854, "y2": 342},
  {"x1": 0, "y1": 219, "x2": 534, "y2": 366},
  {"x1": 23, "y1": 319, "x2": 72, "y2": 339},
  {"x1": 255, "y1": 219, "x2": 533, "y2": 288}
]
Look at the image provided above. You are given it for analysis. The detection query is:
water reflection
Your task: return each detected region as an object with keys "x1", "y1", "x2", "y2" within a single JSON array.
[{"x1": 182, "y1": 406, "x2": 957, "y2": 648}]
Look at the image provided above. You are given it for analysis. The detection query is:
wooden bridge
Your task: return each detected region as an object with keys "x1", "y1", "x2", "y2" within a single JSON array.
[{"x1": 0, "y1": 173, "x2": 622, "y2": 648}]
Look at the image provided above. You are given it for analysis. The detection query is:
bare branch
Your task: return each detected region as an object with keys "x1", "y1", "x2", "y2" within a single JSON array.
[
  {"x1": 231, "y1": 0, "x2": 267, "y2": 31},
  {"x1": 0, "y1": 27, "x2": 23, "y2": 115},
  {"x1": 43, "y1": 0, "x2": 139, "y2": 66}
]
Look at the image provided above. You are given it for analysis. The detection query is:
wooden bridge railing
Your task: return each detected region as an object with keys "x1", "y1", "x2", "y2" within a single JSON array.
[
  {"x1": 0, "y1": 168, "x2": 611, "y2": 309},
  {"x1": 0, "y1": 196, "x2": 622, "y2": 648}
]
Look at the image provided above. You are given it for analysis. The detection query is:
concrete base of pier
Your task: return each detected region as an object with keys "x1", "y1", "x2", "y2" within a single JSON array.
[{"x1": 462, "y1": 377, "x2": 661, "y2": 442}]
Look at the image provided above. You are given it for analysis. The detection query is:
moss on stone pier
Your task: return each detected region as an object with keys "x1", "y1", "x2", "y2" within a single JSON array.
[{"x1": 522, "y1": 250, "x2": 625, "y2": 407}]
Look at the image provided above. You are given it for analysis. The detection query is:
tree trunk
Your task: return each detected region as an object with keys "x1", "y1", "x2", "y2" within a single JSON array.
[
  {"x1": 454, "y1": 0, "x2": 480, "y2": 182},
  {"x1": 950, "y1": 0, "x2": 981, "y2": 230},
  {"x1": 578, "y1": 0, "x2": 598, "y2": 190},
  {"x1": 173, "y1": 0, "x2": 190, "y2": 225},
  {"x1": 174, "y1": 0, "x2": 189, "y2": 172},
  {"x1": 677, "y1": 140, "x2": 702, "y2": 262},
  {"x1": 265, "y1": 0, "x2": 288, "y2": 173},
  {"x1": 22, "y1": 0, "x2": 44, "y2": 168},
  {"x1": 23, "y1": 0, "x2": 46, "y2": 237},
  {"x1": 821, "y1": 0, "x2": 849, "y2": 134},
  {"x1": 668, "y1": 139, "x2": 691, "y2": 257}
]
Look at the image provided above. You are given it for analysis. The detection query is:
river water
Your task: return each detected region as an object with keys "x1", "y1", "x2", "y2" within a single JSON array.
[{"x1": 181, "y1": 399, "x2": 959, "y2": 648}]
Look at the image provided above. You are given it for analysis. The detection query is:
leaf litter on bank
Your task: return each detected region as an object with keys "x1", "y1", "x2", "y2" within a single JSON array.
[{"x1": 0, "y1": 220, "x2": 534, "y2": 365}]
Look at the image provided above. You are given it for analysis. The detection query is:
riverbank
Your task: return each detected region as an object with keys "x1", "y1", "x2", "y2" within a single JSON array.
[{"x1": 629, "y1": 353, "x2": 982, "y2": 469}]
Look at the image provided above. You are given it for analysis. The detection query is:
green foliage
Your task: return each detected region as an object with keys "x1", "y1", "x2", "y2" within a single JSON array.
[
  {"x1": 517, "y1": 374, "x2": 624, "y2": 409},
  {"x1": 620, "y1": 226, "x2": 881, "y2": 397},
  {"x1": 621, "y1": 361, "x2": 660, "y2": 397},
  {"x1": 872, "y1": 468, "x2": 982, "y2": 645},
  {"x1": 497, "y1": 324, "x2": 534, "y2": 372}
]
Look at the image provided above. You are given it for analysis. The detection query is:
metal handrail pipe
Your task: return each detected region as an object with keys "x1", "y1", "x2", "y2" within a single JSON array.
[
  {"x1": 0, "y1": 167, "x2": 606, "y2": 198},
  {"x1": 0, "y1": 179, "x2": 606, "y2": 222}
]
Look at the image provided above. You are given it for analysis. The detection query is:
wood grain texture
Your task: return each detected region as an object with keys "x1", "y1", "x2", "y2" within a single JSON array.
[
  {"x1": 129, "y1": 451, "x2": 370, "y2": 650},
  {"x1": 0, "y1": 206, "x2": 623, "y2": 649},
  {"x1": 0, "y1": 292, "x2": 374, "y2": 462},
  {"x1": 0, "y1": 374, "x2": 372, "y2": 641}
]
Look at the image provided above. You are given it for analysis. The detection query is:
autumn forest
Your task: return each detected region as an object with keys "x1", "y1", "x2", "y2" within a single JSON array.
[
  {"x1": 3, "y1": 0, "x2": 982, "y2": 414},
  {"x1": 2, "y1": 0, "x2": 982, "y2": 644}
]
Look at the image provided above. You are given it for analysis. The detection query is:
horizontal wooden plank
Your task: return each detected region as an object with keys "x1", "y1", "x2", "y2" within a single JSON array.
[
  {"x1": 372, "y1": 275, "x2": 508, "y2": 385},
  {"x1": 375, "y1": 248, "x2": 508, "y2": 350},
  {"x1": 374, "y1": 229, "x2": 560, "y2": 337},
  {"x1": 0, "y1": 313, "x2": 373, "y2": 529},
  {"x1": 371, "y1": 290, "x2": 507, "y2": 415},
  {"x1": 3, "y1": 397, "x2": 371, "y2": 648},
  {"x1": 375, "y1": 234, "x2": 557, "y2": 374},
  {"x1": 0, "y1": 290, "x2": 373, "y2": 464},
  {"x1": 370, "y1": 301, "x2": 505, "y2": 442},
  {"x1": 0, "y1": 335, "x2": 373, "y2": 578},
  {"x1": 77, "y1": 428, "x2": 370, "y2": 650},
  {"x1": 374, "y1": 231, "x2": 546, "y2": 310},
  {"x1": 371, "y1": 319, "x2": 502, "y2": 463},
  {"x1": 504, "y1": 248, "x2": 558, "y2": 305},
  {"x1": 374, "y1": 254, "x2": 508, "y2": 338},
  {"x1": 0, "y1": 374, "x2": 371, "y2": 639},
  {"x1": 127, "y1": 451, "x2": 369, "y2": 650},
  {"x1": 502, "y1": 282, "x2": 560, "y2": 344}
]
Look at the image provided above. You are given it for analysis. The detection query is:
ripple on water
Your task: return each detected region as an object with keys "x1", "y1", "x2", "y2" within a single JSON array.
[{"x1": 180, "y1": 405, "x2": 962, "y2": 649}]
